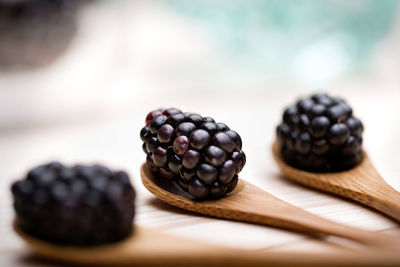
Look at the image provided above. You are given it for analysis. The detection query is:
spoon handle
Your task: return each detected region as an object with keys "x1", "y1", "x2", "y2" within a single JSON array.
[
  {"x1": 226, "y1": 182, "x2": 395, "y2": 247},
  {"x1": 340, "y1": 154, "x2": 400, "y2": 222},
  {"x1": 346, "y1": 176, "x2": 400, "y2": 223},
  {"x1": 300, "y1": 154, "x2": 400, "y2": 223},
  {"x1": 140, "y1": 164, "x2": 394, "y2": 247},
  {"x1": 272, "y1": 142, "x2": 400, "y2": 223},
  {"x1": 15, "y1": 223, "x2": 400, "y2": 266}
]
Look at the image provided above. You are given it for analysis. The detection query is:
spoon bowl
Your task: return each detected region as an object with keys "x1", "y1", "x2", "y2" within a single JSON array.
[
  {"x1": 13, "y1": 219, "x2": 235, "y2": 266},
  {"x1": 272, "y1": 141, "x2": 400, "y2": 223},
  {"x1": 141, "y1": 163, "x2": 395, "y2": 247}
]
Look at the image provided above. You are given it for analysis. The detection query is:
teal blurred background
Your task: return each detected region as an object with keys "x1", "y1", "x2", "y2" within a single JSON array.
[
  {"x1": 164, "y1": 0, "x2": 398, "y2": 82},
  {"x1": 0, "y1": 0, "x2": 399, "y2": 129}
]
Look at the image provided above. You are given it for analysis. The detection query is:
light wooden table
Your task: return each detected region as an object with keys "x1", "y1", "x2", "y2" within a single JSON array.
[{"x1": 1, "y1": 88, "x2": 400, "y2": 266}]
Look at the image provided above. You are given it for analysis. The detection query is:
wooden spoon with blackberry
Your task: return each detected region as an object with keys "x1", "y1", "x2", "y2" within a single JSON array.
[
  {"x1": 10, "y1": 162, "x2": 236, "y2": 265},
  {"x1": 273, "y1": 93, "x2": 400, "y2": 223},
  {"x1": 140, "y1": 108, "x2": 396, "y2": 247}
]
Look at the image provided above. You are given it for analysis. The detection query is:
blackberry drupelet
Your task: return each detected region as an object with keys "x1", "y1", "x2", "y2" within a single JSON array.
[
  {"x1": 11, "y1": 162, "x2": 136, "y2": 246},
  {"x1": 141, "y1": 108, "x2": 245, "y2": 200},
  {"x1": 276, "y1": 93, "x2": 364, "y2": 172}
]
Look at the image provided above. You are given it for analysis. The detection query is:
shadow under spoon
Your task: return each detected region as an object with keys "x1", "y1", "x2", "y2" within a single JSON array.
[
  {"x1": 141, "y1": 164, "x2": 396, "y2": 248},
  {"x1": 14, "y1": 220, "x2": 400, "y2": 266},
  {"x1": 272, "y1": 141, "x2": 400, "y2": 223}
]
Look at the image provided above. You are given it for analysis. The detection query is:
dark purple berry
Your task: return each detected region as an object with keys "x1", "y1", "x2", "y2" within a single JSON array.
[
  {"x1": 46, "y1": 161, "x2": 64, "y2": 172},
  {"x1": 178, "y1": 178, "x2": 189, "y2": 191},
  {"x1": 216, "y1": 122, "x2": 229, "y2": 132},
  {"x1": 313, "y1": 93, "x2": 334, "y2": 106},
  {"x1": 163, "y1": 108, "x2": 182, "y2": 117},
  {"x1": 312, "y1": 139, "x2": 330, "y2": 155},
  {"x1": 201, "y1": 122, "x2": 218, "y2": 135},
  {"x1": 12, "y1": 180, "x2": 34, "y2": 197},
  {"x1": 182, "y1": 150, "x2": 201, "y2": 169},
  {"x1": 295, "y1": 132, "x2": 311, "y2": 154},
  {"x1": 342, "y1": 136, "x2": 360, "y2": 156},
  {"x1": 298, "y1": 114, "x2": 310, "y2": 131},
  {"x1": 310, "y1": 116, "x2": 330, "y2": 138},
  {"x1": 173, "y1": 136, "x2": 189, "y2": 155},
  {"x1": 286, "y1": 132, "x2": 297, "y2": 151},
  {"x1": 231, "y1": 151, "x2": 245, "y2": 172},
  {"x1": 277, "y1": 93, "x2": 363, "y2": 172},
  {"x1": 297, "y1": 98, "x2": 314, "y2": 113},
  {"x1": 326, "y1": 103, "x2": 352, "y2": 123},
  {"x1": 167, "y1": 113, "x2": 185, "y2": 127},
  {"x1": 182, "y1": 169, "x2": 196, "y2": 181},
  {"x1": 146, "y1": 110, "x2": 163, "y2": 125},
  {"x1": 176, "y1": 122, "x2": 196, "y2": 137},
  {"x1": 219, "y1": 160, "x2": 236, "y2": 184},
  {"x1": 141, "y1": 108, "x2": 245, "y2": 200},
  {"x1": 311, "y1": 93, "x2": 328, "y2": 101},
  {"x1": 188, "y1": 179, "x2": 209, "y2": 199},
  {"x1": 283, "y1": 106, "x2": 298, "y2": 126},
  {"x1": 146, "y1": 136, "x2": 159, "y2": 153},
  {"x1": 276, "y1": 123, "x2": 290, "y2": 143},
  {"x1": 340, "y1": 152, "x2": 362, "y2": 169},
  {"x1": 204, "y1": 145, "x2": 226, "y2": 166},
  {"x1": 226, "y1": 176, "x2": 238, "y2": 193},
  {"x1": 146, "y1": 154, "x2": 159, "y2": 173},
  {"x1": 168, "y1": 154, "x2": 182, "y2": 174},
  {"x1": 213, "y1": 132, "x2": 235, "y2": 153},
  {"x1": 328, "y1": 123, "x2": 350, "y2": 146},
  {"x1": 225, "y1": 130, "x2": 242, "y2": 150},
  {"x1": 140, "y1": 126, "x2": 151, "y2": 142},
  {"x1": 210, "y1": 181, "x2": 227, "y2": 198},
  {"x1": 177, "y1": 177, "x2": 189, "y2": 191},
  {"x1": 153, "y1": 147, "x2": 167, "y2": 167},
  {"x1": 149, "y1": 115, "x2": 167, "y2": 134},
  {"x1": 309, "y1": 104, "x2": 326, "y2": 118},
  {"x1": 11, "y1": 162, "x2": 135, "y2": 245},
  {"x1": 188, "y1": 114, "x2": 203, "y2": 126},
  {"x1": 157, "y1": 124, "x2": 174, "y2": 143},
  {"x1": 346, "y1": 117, "x2": 363, "y2": 135},
  {"x1": 159, "y1": 168, "x2": 175, "y2": 180},
  {"x1": 190, "y1": 129, "x2": 211, "y2": 150},
  {"x1": 196, "y1": 163, "x2": 217, "y2": 184},
  {"x1": 202, "y1": 117, "x2": 215, "y2": 123},
  {"x1": 59, "y1": 168, "x2": 75, "y2": 182}
]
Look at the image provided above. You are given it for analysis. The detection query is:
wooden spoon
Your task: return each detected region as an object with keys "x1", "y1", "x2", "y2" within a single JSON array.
[
  {"x1": 13, "y1": 220, "x2": 400, "y2": 266},
  {"x1": 272, "y1": 141, "x2": 400, "y2": 223},
  {"x1": 140, "y1": 164, "x2": 395, "y2": 247}
]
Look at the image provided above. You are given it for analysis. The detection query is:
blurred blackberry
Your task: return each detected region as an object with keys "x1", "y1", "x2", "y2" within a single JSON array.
[
  {"x1": 11, "y1": 162, "x2": 136, "y2": 246},
  {"x1": 141, "y1": 108, "x2": 245, "y2": 200},
  {"x1": 276, "y1": 93, "x2": 364, "y2": 172},
  {"x1": 0, "y1": 0, "x2": 83, "y2": 69}
]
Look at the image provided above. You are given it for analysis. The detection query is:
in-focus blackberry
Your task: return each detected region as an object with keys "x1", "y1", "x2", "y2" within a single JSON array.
[
  {"x1": 141, "y1": 108, "x2": 246, "y2": 200},
  {"x1": 11, "y1": 162, "x2": 136, "y2": 246},
  {"x1": 276, "y1": 93, "x2": 364, "y2": 172}
]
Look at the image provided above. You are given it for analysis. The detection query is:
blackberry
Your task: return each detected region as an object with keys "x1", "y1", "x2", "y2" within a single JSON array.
[
  {"x1": 141, "y1": 108, "x2": 245, "y2": 200},
  {"x1": 276, "y1": 93, "x2": 363, "y2": 172},
  {"x1": 11, "y1": 162, "x2": 136, "y2": 246},
  {"x1": 0, "y1": 0, "x2": 82, "y2": 69}
]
